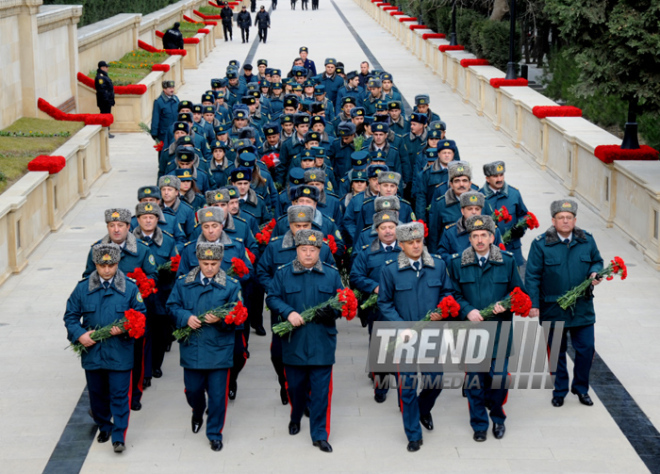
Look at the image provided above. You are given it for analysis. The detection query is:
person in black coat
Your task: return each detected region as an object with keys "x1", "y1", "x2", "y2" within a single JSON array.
[
  {"x1": 237, "y1": 6, "x2": 252, "y2": 43},
  {"x1": 220, "y1": 3, "x2": 233, "y2": 41},
  {"x1": 254, "y1": 6, "x2": 270, "y2": 44},
  {"x1": 162, "y1": 22, "x2": 184, "y2": 50},
  {"x1": 95, "y1": 61, "x2": 115, "y2": 138},
  {"x1": 251, "y1": 0, "x2": 256, "y2": 12}
]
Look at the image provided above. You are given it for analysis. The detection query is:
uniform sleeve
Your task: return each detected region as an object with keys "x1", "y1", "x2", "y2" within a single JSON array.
[
  {"x1": 447, "y1": 259, "x2": 477, "y2": 320},
  {"x1": 255, "y1": 245, "x2": 274, "y2": 292},
  {"x1": 588, "y1": 237, "x2": 604, "y2": 276},
  {"x1": 350, "y1": 251, "x2": 379, "y2": 293},
  {"x1": 176, "y1": 246, "x2": 192, "y2": 277},
  {"x1": 377, "y1": 266, "x2": 403, "y2": 322},
  {"x1": 524, "y1": 239, "x2": 543, "y2": 308},
  {"x1": 167, "y1": 279, "x2": 194, "y2": 328},
  {"x1": 438, "y1": 230, "x2": 453, "y2": 267},
  {"x1": 63, "y1": 285, "x2": 87, "y2": 343},
  {"x1": 150, "y1": 100, "x2": 161, "y2": 139},
  {"x1": 427, "y1": 202, "x2": 440, "y2": 254},
  {"x1": 266, "y1": 270, "x2": 296, "y2": 322},
  {"x1": 82, "y1": 247, "x2": 95, "y2": 278}
]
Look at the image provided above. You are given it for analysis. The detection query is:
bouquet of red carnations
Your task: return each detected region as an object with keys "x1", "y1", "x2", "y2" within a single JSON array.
[
  {"x1": 173, "y1": 301, "x2": 248, "y2": 342},
  {"x1": 557, "y1": 256, "x2": 627, "y2": 310},
  {"x1": 71, "y1": 309, "x2": 146, "y2": 355}
]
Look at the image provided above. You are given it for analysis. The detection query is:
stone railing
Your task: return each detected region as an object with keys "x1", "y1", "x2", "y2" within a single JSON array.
[
  {"x1": 0, "y1": 125, "x2": 109, "y2": 285},
  {"x1": 356, "y1": 0, "x2": 660, "y2": 269}
]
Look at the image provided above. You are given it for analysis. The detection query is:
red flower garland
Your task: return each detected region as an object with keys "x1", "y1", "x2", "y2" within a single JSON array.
[
  {"x1": 607, "y1": 256, "x2": 628, "y2": 281},
  {"x1": 38, "y1": 97, "x2": 114, "y2": 127},
  {"x1": 27, "y1": 155, "x2": 66, "y2": 174},
  {"x1": 127, "y1": 267, "x2": 158, "y2": 298},
  {"x1": 224, "y1": 301, "x2": 249, "y2": 325},
  {"x1": 439, "y1": 45, "x2": 465, "y2": 52},
  {"x1": 137, "y1": 40, "x2": 187, "y2": 56},
  {"x1": 324, "y1": 235, "x2": 338, "y2": 254},
  {"x1": 532, "y1": 106, "x2": 582, "y2": 119},
  {"x1": 409, "y1": 24, "x2": 429, "y2": 30},
  {"x1": 198, "y1": 28, "x2": 210, "y2": 34},
  {"x1": 152, "y1": 64, "x2": 170, "y2": 72},
  {"x1": 492, "y1": 205, "x2": 512, "y2": 223},
  {"x1": 422, "y1": 33, "x2": 446, "y2": 39},
  {"x1": 509, "y1": 287, "x2": 532, "y2": 317},
  {"x1": 77, "y1": 73, "x2": 147, "y2": 95},
  {"x1": 399, "y1": 17, "x2": 418, "y2": 22},
  {"x1": 490, "y1": 78, "x2": 529, "y2": 88},
  {"x1": 594, "y1": 145, "x2": 659, "y2": 164},
  {"x1": 228, "y1": 257, "x2": 250, "y2": 278},
  {"x1": 246, "y1": 249, "x2": 256, "y2": 264},
  {"x1": 124, "y1": 309, "x2": 147, "y2": 339},
  {"x1": 460, "y1": 58, "x2": 490, "y2": 68},
  {"x1": 194, "y1": 9, "x2": 221, "y2": 19},
  {"x1": 416, "y1": 219, "x2": 429, "y2": 238},
  {"x1": 337, "y1": 288, "x2": 358, "y2": 321}
]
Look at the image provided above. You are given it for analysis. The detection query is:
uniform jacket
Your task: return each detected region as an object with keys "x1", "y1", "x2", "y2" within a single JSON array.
[
  {"x1": 83, "y1": 233, "x2": 157, "y2": 280},
  {"x1": 480, "y1": 182, "x2": 528, "y2": 265},
  {"x1": 438, "y1": 218, "x2": 503, "y2": 266},
  {"x1": 427, "y1": 189, "x2": 462, "y2": 253},
  {"x1": 95, "y1": 69, "x2": 115, "y2": 108},
  {"x1": 151, "y1": 93, "x2": 180, "y2": 144},
  {"x1": 177, "y1": 232, "x2": 253, "y2": 282}
]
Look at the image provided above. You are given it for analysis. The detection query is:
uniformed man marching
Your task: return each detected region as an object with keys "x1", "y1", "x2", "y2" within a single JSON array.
[
  {"x1": 266, "y1": 229, "x2": 344, "y2": 453},
  {"x1": 167, "y1": 242, "x2": 243, "y2": 451},
  {"x1": 525, "y1": 200, "x2": 603, "y2": 408}
]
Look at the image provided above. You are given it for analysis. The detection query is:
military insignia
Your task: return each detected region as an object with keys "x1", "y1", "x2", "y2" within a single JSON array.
[
  {"x1": 303, "y1": 188, "x2": 311, "y2": 194},
  {"x1": 496, "y1": 164, "x2": 504, "y2": 172},
  {"x1": 102, "y1": 253, "x2": 112, "y2": 262},
  {"x1": 216, "y1": 193, "x2": 223, "y2": 200},
  {"x1": 144, "y1": 188, "x2": 151, "y2": 194},
  {"x1": 111, "y1": 211, "x2": 120, "y2": 218},
  {"x1": 457, "y1": 166, "x2": 464, "y2": 172},
  {"x1": 357, "y1": 160, "x2": 362, "y2": 165},
  {"x1": 205, "y1": 211, "x2": 213, "y2": 217},
  {"x1": 137, "y1": 293, "x2": 143, "y2": 303},
  {"x1": 308, "y1": 235, "x2": 317, "y2": 242},
  {"x1": 474, "y1": 219, "x2": 484, "y2": 226},
  {"x1": 183, "y1": 171, "x2": 191, "y2": 178},
  {"x1": 237, "y1": 172, "x2": 244, "y2": 179},
  {"x1": 149, "y1": 255, "x2": 155, "y2": 265},
  {"x1": 335, "y1": 230, "x2": 341, "y2": 239},
  {"x1": 145, "y1": 204, "x2": 153, "y2": 211},
  {"x1": 444, "y1": 142, "x2": 450, "y2": 146},
  {"x1": 229, "y1": 190, "x2": 237, "y2": 196},
  {"x1": 268, "y1": 129, "x2": 273, "y2": 133},
  {"x1": 382, "y1": 201, "x2": 391, "y2": 208},
  {"x1": 205, "y1": 249, "x2": 213, "y2": 257},
  {"x1": 383, "y1": 214, "x2": 390, "y2": 220},
  {"x1": 562, "y1": 202, "x2": 571, "y2": 208},
  {"x1": 99, "y1": 79, "x2": 103, "y2": 84},
  {"x1": 164, "y1": 178, "x2": 171, "y2": 184},
  {"x1": 469, "y1": 195, "x2": 478, "y2": 203},
  {"x1": 377, "y1": 152, "x2": 383, "y2": 158},
  {"x1": 310, "y1": 174, "x2": 316, "y2": 180},
  {"x1": 388, "y1": 173, "x2": 394, "y2": 179},
  {"x1": 297, "y1": 212, "x2": 306, "y2": 218}
]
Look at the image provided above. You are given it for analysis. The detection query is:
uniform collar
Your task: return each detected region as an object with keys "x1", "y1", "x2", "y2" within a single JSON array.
[
  {"x1": 292, "y1": 258, "x2": 324, "y2": 273},
  {"x1": 482, "y1": 182, "x2": 509, "y2": 198},
  {"x1": 444, "y1": 189, "x2": 459, "y2": 206},
  {"x1": 101, "y1": 233, "x2": 138, "y2": 255},
  {"x1": 397, "y1": 249, "x2": 434, "y2": 270},
  {"x1": 133, "y1": 226, "x2": 163, "y2": 246},
  {"x1": 461, "y1": 244, "x2": 503, "y2": 267},
  {"x1": 545, "y1": 226, "x2": 585, "y2": 245},
  {"x1": 184, "y1": 266, "x2": 227, "y2": 286},
  {"x1": 282, "y1": 230, "x2": 295, "y2": 249},
  {"x1": 89, "y1": 269, "x2": 126, "y2": 293}
]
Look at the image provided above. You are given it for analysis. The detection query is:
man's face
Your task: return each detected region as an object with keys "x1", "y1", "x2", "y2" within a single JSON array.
[
  {"x1": 284, "y1": 106, "x2": 297, "y2": 115},
  {"x1": 349, "y1": 77, "x2": 360, "y2": 88},
  {"x1": 202, "y1": 221, "x2": 223, "y2": 241},
  {"x1": 266, "y1": 134, "x2": 280, "y2": 145},
  {"x1": 400, "y1": 238, "x2": 423, "y2": 260},
  {"x1": 373, "y1": 131, "x2": 387, "y2": 146},
  {"x1": 214, "y1": 202, "x2": 228, "y2": 211},
  {"x1": 160, "y1": 186, "x2": 178, "y2": 204},
  {"x1": 100, "y1": 66, "x2": 109, "y2": 73},
  {"x1": 138, "y1": 214, "x2": 158, "y2": 233},
  {"x1": 258, "y1": 64, "x2": 266, "y2": 75},
  {"x1": 469, "y1": 230, "x2": 494, "y2": 255},
  {"x1": 294, "y1": 59, "x2": 304, "y2": 67},
  {"x1": 248, "y1": 104, "x2": 257, "y2": 113},
  {"x1": 177, "y1": 160, "x2": 193, "y2": 169},
  {"x1": 140, "y1": 197, "x2": 159, "y2": 204},
  {"x1": 228, "y1": 199, "x2": 240, "y2": 215},
  {"x1": 439, "y1": 149, "x2": 454, "y2": 165},
  {"x1": 352, "y1": 116, "x2": 364, "y2": 126},
  {"x1": 410, "y1": 121, "x2": 424, "y2": 135},
  {"x1": 163, "y1": 87, "x2": 175, "y2": 96},
  {"x1": 193, "y1": 112, "x2": 202, "y2": 122},
  {"x1": 379, "y1": 182, "x2": 397, "y2": 197},
  {"x1": 199, "y1": 259, "x2": 221, "y2": 278},
  {"x1": 213, "y1": 148, "x2": 225, "y2": 161},
  {"x1": 370, "y1": 87, "x2": 382, "y2": 98},
  {"x1": 203, "y1": 113, "x2": 215, "y2": 124},
  {"x1": 382, "y1": 80, "x2": 393, "y2": 92},
  {"x1": 305, "y1": 140, "x2": 319, "y2": 149},
  {"x1": 296, "y1": 124, "x2": 309, "y2": 136},
  {"x1": 486, "y1": 173, "x2": 505, "y2": 190},
  {"x1": 290, "y1": 222, "x2": 312, "y2": 235},
  {"x1": 294, "y1": 197, "x2": 316, "y2": 208},
  {"x1": 377, "y1": 222, "x2": 397, "y2": 245},
  {"x1": 312, "y1": 123, "x2": 325, "y2": 133},
  {"x1": 296, "y1": 245, "x2": 320, "y2": 268},
  {"x1": 234, "y1": 180, "x2": 251, "y2": 195},
  {"x1": 461, "y1": 205, "x2": 482, "y2": 219},
  {"x1": 272, "y1": 74, "x2": 281, "y2": 82},
  {"x1": 417, "y1": 104, "x2": 429, "y2": 114},
  {"x1": 282, "y1": 122, "x2": 294, "y2": 134},
  {"x1": 229, "y1": 78, "x2": 239, "y2": 86},
  {"x1": 96, "y1": 263, "x2": 118, "y2": 281},
  {"x1": 107, "y1": 221, "x2": 129, "y2": 244},
  {"x1": 325, "y1": 64, "x2": 336, "y2": 75},
  {"x1": 352, "y1": 181, "x2": 367, "y2": 193},
  {"x1": 308, "y1": 181, "x2": 324, "y2": 192},
  {"x1": 174, "y1": 130, "x2": 187, "y2": 141},
  {"x1": 552, "y1": 212, "x2": 576, "y2": 235},
  {"x1": 272, "y1": 87, "x2": 282, "y2": 96},
  {"x1": 234, "y1": 118, "x2": 248, "y2": 128},
  {"x1": 368, "y1": 178, "x2": 380, "y2": 193},
  {"x1": 360, "y1": 62, "x2": 369, "y2": 74},
  {"x1": 389, "y1": 109, "x2": 401, "y2": 121},
  {"x1": 343, "y1": 103, "x2": 355, "y2": 115},
  {"x1": 341, "y1": 135, "x2": 354, "y2": 144},
  {"x1": 450, "y1": 176, "x2": 471, "y2": 196},
  {"x1": 295, "y1": 76, "x2": 306, "y2": 84},
  {"x1": 300, "y1": 51, "x2": 308, "y2": 60}
]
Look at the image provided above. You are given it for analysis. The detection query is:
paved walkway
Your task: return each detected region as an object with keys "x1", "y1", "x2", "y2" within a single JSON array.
[{"x1": 1, "y1": 0, "x2": 658, "y2": 472}]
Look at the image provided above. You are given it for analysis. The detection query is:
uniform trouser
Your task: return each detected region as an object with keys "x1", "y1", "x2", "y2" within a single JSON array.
[
  {"x1": 547, "y1": 323, "x2": 594, "y2": 397},
  {"x1": 241, "y1": 27, "x2": 249, "y2": 42},
  {"x1": 301, "y1": 0, "x2": 308, "y2": 8},
  {"x1": 132, "y1": 337, "x2": 145, "y2": 403},
  {"x1": 396, "y1": 372, "x2": 443, "y2": 442},
  {"x1": 270, "y1": 334, "x2": 287, "y2": 390},
  {"x1": 284, "y1": 365, "x2": 333, "y2": 441},
  {"x1": 258, "y1": 27, "x2": 268, "y2": 42},
  {"x1": 223, "y1": 23, "x2": 232, "y2": 40},
  {"x1": 151, "y1": 313, "x2": 171, "y2": 372},
  {"x1": 86, "y1": 369, "x2": 132, "y2": 444},
  {"x1": 272, "y1": 0, "x2": 277, "y2": 9},
  {"x1": 246, "y1": 280, "x2": 265, "y2": 333},
  {"x1": 465, "y1": 357, "x2": 509, "y2": 432},
  {"x1": 229, "y1": 330, "x2": 248, "y2": 389},
  {"x1": 184, "y1": 368, "x2": 229, "y2": 441},
  {"x1": 312, "y1": 0, "x2": 318, "y2": 8},
  {"x1": 368, "y1": 319, "x2": 389, "y2": 397},
  {"x1": 99, "y1": 105, "x2": 112, "y2": 114}
]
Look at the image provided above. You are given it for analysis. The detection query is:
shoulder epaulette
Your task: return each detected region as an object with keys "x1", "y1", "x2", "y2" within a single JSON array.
[
  {"x1": 90, "y1": 239, "x2": 102, "y2": 247},
  {"x1": 257, "y1": 194, "x2": 265, "y2": 201},
  {"x1": 276, "y1": 215, "x2": 287, "y2": 221},
  {"x1": 363, "y1": 197, "x2": 375, "y2": 204},
  {"x1": 162, "y1": 230, "x2": 173, "y2": 238},
  {"x1": 137, "y1": 240, "x2": 149, "y2": 247},
  {"x1": 234, "y1": 237, "x2": 243, "y2": 242},
  {"x1": 178, "y1": 274, "x2": 186, "y2": 279},
  {"x1": 184, "y1": 241, "x2": 195, "y2": 247},
  {"x1": 385, "y1": 259, "x2": 395, "y2": 265},
  {"x1": 451, "y1": 253, "x2": 460, "y2": 259},
  {"x1": 327, "y1": 191, "x2": 339, "y2": 199},
  {"x1": 180, "y1": 200, "x2": 194, "y2": 210},
  {"x1": 270, "y1": 236, "x2": 281, "y2": 242},
  {"x1": 322, "y1": 262, "x2": 338, "y2": 271},
  {"x1": 445, "y1": 222, "x2": 456, "y2": 230},
  {"x1": 79, "y1": 277, "x2": 89, "y2": 282},
  {"x1": 228, "y1": 276, "x2": 239, "y2": 284},
  {"x1": 361, "y1": 243, "x2": 370, "y2": 250},
  {"x1": 535, "y1": 234, "x2": 544, "y2": 241},
  {"x1": 584, "y1": 230, "x2": 593, "y2": 236},
  {"x1": 400, "y1": 198, "x2": 412, "y2": 206}
]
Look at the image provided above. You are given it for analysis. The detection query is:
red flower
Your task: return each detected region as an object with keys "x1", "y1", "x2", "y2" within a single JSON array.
[
  {"x1": 256, "y1": 229, "x2": 272, "y2": 245},
  {"x1": 246, "y1": 249, "x2": 256, "y2": 264},
  {"x1": 324, "y1": 235, "x2": 338, "y2": 254},
  {"x1": 170, "y1": 255, "x2": 181, "y2": 272},
  {"x1": 228, "y1": 257, "x2": 250, "y2": 278},
  {"x1": 438, "y1": 45, "x2": 465, "y2": 52},
  {"x1": 498, "y1": 243, "x2": 506, "y2": 251},
  {"x1": 198, "y1": 28, "x2": 210, "y2": 34},
  {"x1": 225, "y1": 301, "x2": 248, "y2": 325},
  {"x1": 261, "y1": 153, "x2": 276, "y2": 169},
  {"x1": 610, "y1": 256, "x2": 627, "y2": 280},
  {"x1": 492, "y1": 206, "x2": 512, "y2": 223},
  {"x1": 438, "y1": 295, "x2": 460, "y2": 319},
  {"x1": 594, "y1": 145, "x2": 659, "y2": 164},
  {"x1": 336, "y1": 288, "x2": 358, "y2": 321},
  {"x1": 123, "y1": 309, "x2": 146, "y2": 339},
  {"x1": 38, "y1": 97, "x2": 114, "y2": 127},
  {"x1": 28, "y1": 155, "x2": 66, "y2": 174},
  {"x1": 490, "y1": 78, "x2": 529, "y2": 89},
  {"x1": 509, "y1": 287, "x2": 532, "y2": 317},
  {"x1": 151, "y1": 64, "x2": 170, "y2": 72},
  {"x1": 153, "y1": 141, "x2": 164, "y2": 152},
  {"x1": 524, "y1": 212, "x2": 539, "y2": 230},
  {"x1": 532, "y1": 106, "x2": 582, "y2": 119},
  {"x1": 460, "y1": 58, "x2": 490, "y2": 68},
  {"x1": 127, "y1": 267, "x2": 158, "y2": 298},
  {"x1": 264, "y1": 218, "x2": 277, "y2": 232},
  {"x1": 416, "y1": 219, "x2": 429, "y2": 238}
]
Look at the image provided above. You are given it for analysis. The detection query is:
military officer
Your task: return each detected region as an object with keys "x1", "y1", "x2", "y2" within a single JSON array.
[
  {"x1": 388, "y1": 101, "x2": 409, "y2": 137},
  {"x1": 129, "y1": 185, "x2": 186, "y2": 251},
  {"x1": 231, "y1": 167, "x2": 273, "y2": 225},
  {"x1": 94, "y1": 61, "x2": 115, "y2": 137},
  {"x1": 525, "y1": 199, "x2": 604, "y2": 408},
  {"x1": 413, "y1": 94, "x2": 440, "y2": 124},
  {"x1": 399, "y1": 113, "x2": 428, "y2": 191},
  {"x1": 414, "y1": 142, "x2": 457, "y2": 220},
  {"x1": 159, "y1": 175, "x2": 196, "y2": 239},
  {"x1": 151, "y1": 80, "x2": 180, "y2": 148},
  {"x1": 328, "y1": 122, "x2": 359, "y2": 180},
  {"x1": 319, "y1": 58, "x2": 344, "y2": 105},
  {"x1": 64, "y1": 243, "x2": 146, "y2": 453},
  {"x1": 448, "y1": 215, "x2": 524, "y2": 442},
  {"x1": 266, "y1": 229, "x2": 344, "y2": 453},
  {"x1": 167, "y1": 242, "x2": 243, "y2": 451}
]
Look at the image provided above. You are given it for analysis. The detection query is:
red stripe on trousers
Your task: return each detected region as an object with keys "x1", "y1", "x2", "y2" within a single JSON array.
[
  {"x1": 221, "y1": 373, "x2": 230, "y2": 434},
  {"x1": 283, "y1": 367, "x2": 293, "y2": 415},
  {"x1": 124, "y1": 371, "x2": 133, "y2": 440},
  {"x1": 325, "y1": 370, "x2": 333, "y2": 439}
]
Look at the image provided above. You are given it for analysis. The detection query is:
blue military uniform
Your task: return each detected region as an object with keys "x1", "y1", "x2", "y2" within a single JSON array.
[
  {"x1": 63, "y1": 270, "x2": 146, "y2": 444},
  {"x1": 162, "y1": 196, "x2": 196, "y2": 239},
  {"x1": 83, "y1": 234, "x2": 157, "y2": 280},
  {"x1": 151, "y1": 93, "x2": 180, "y2": 147},
  {"x1": 271, "y1": 211, "x2": 346, "y2": 257},
  {"x1": 427, "y1": 190, "x2": 463, "y2": 253},
  {"x1": 438, "y1": 219, "x2": 503, "y2": 266},
  {"x1": 354, "y1": 196, "x2": 415, "y2": 243}
]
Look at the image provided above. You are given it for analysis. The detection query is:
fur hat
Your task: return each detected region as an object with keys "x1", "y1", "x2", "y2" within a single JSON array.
[
  {"x1": 206, "y1": 189, "x2": 230, "y2": 205},
  {"x1": 483, "y1": 161, "x2": 506, "y2": 177},
  {"x1": 459, "y1": 191, "x2": 485, "y2": 209},
  {"x1": 197, "y1": 207, "x2": 225, "y2": 224},
  {"x1": 158, "y1": 175, "x2": 181, "y2": 190},
  {"x1": 92, "y1": 243, "x2": 121, "y2": 265},
  {"x1": 137, "y1": 186, "x2": 161, "y2": 201},
  {"x1": 196, "y1": 242, "x2": 224, "y2": 261},
  {"x1": 288, "y1": 205, "x2": 314, "y2": 223},
  {"x1": 448, "y1": 161, "x2": 472, "y2": 181},
  {"x1": 373, "y1": 210, "x2": 399, "y2": 228},
  {"x1": 294, "y1": 229, "x2": 323, "y2": 248},
  {"x1": 551, "y1": 199, "x2": 578, "y2": 217},
  {"x1": 294, "y1": 185, "x2": 320, "y2": 202},
  {"x1": 374, "y1": 195, "x2": 400, "y2": 212},
  {"x1": 304, "y1": 168, "x2": 326, "y2": 184},
  {"x1": 104, "y1": 208, "x2": 131, "y2": 224},
  {"x1": 378, "y1": 171, "x2": 401, "y2": 186},
  {"x1": 395, "y1": 222, "x2": 425, "y2": 242},
  {"x1": 465, "y1": 215, "x2": 496, "y2": 234},
  {"x1": 135, "y1": 202, "x2": 161, "y2": 217}
]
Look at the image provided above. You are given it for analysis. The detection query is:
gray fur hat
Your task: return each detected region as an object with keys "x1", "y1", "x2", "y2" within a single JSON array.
[
  {"x1": 483, "y1": 161, "x2": 506, "y2": 177},
  {"x1": 448, "y1": 161, "x2": 472, "y2": 181},
  {"x1": 92, "y1": 243, "x2": 121, "y2": 265},
  {"x1": 395, "y1": 222, "x2": 425, "y2": 242},
  {"x1": 465, "y1": 215, "x2": 496, "y2": 234},
  {"x1": 374, "y1": 195, "x2": 400, "y2": 212},
  {"x1": 206, "y1": 188, "x2": 230, "y2": 205},
  {"x1": 288, "y1": 205, "x2": 314, "y2": 223},
  {"x1": 378, "y1": 171, "x2": 401, "y2": 186},
  {"x1": 374, "y1": 210, "x2": 399, "y2": 228},
  {"x1": 551, "y1": 199, "x2": 578, "y2": 217},
  {"x1": 197, "y1": 206, "x2": 225, "y2": 224},
  {"x1": 304, "y1": 168, "x2": 326, "y2": 184},
  {"x1": 459, "y1": 191, "x2": 485, "y2": 209},
  {"x1": 158, "y1": 175, "x2": 181, "y2": 190},
  {"x1": 294, "y1": 229, "x2": 323, "y2": 248},
  {"x1": 104, "y1": 208, "x2": 131, "y2": 224},
  {"x1": 135, "y1": 202, "x2": 161, "y2": 217},
  {"x1": 196, "y1": 242, "x2": 224, "y2": 261}
]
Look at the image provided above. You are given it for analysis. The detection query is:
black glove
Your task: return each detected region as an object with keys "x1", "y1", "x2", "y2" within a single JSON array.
[
  {"x1": 584, "y1": 282, "x2": 595, "y2": 299},
  {"x1": 510, "y1": 225, "x2": 526, "y2": 240},
  {"x1": 314, "y1": 306, "x2": 337, "y2": 327}
]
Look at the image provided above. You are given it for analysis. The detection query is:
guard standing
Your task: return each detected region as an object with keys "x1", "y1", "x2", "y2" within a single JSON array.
[
  {"x1": 525, "y1": 199, "x2": 603, "y2": 408},
  {"x1": 221, "y1": 2, "x2": 234, "y2": 41},
  {"x1": 237, "y1": 5, "x2": 252, "y2": 43},
  {"x1": 64, "y1": 243, "x2": 146, "y2": 453},
  {"x1": 151, "y1": 81, "x2": 180, "y2": 149},
  {"x1": 266, "y1": 229, "x2": 344, "y2": 453},
  {"x1": 162, "y1": 22, "x2": 184, "y2": 49},
  {"x1": 95, "y1": 61, "x2": 115, "y2": 138},
  {"x1": 255, "y1": 5, "x2": 270, "y2": 43}
]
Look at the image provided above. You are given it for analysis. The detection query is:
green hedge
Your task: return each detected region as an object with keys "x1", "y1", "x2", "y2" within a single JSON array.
[{"x1": 44, "y1": 0, "x2": 181, "y2": 27}]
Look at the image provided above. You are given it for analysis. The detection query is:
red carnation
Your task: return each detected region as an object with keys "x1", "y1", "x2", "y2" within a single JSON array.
[
  {"x1": 509, "y1": 287, "x2": 532, "y2": 317},
  {"x1": 228, "y1": 257, "x2": 250, "y2": 278},
  {"x1": 28, "y1": 155, "x2": 66, "y2": 174},
  {"x1": 492, "y1": 206, "x2": 512, "y2": 223},
  {"x1": 416, "y1": 219, "x2": 429, "y2": 238},
  {"x1": 224, "y1": 301, "x2": 248, "y2": 325},
  {"x1": 498, "y1": 243, "x2": 507, "y2": 251},
  {"x1": 246, "y1": 249, "x2": 256, "y2": 264},
  {"x1": 337, "y1": 288, "x2": 358, "y2": 321},
  {"x1": 170, "y1": 255, "x2": 181, "y2": 272},
  {"x1": 438, "y1": 295, "x2": 461, "y2": 319},
  {"x1": 524, "y1": 212, "x2": 539, "y2": 230},
  {"x1": 127, "y1": 267, "x2": 158, "y2": 298},
  {"x1": 264, "y1": 218, "x2": 277, "y2": 231},
  {"x1": 261, "y1": 153, "x2": 276, "y2": 169},
  {"x1": 153, "y1": 141, "x2": 164, "y2": 152},
  {"x1": 123, "y1": 309, "x2": 147, "y2": 339},
  {"x1": 324, "y1": 235, "x2": 338, "y2": 254},
  {"x1": 256, "y1": 229, "x2": 272, "y2": 245}
]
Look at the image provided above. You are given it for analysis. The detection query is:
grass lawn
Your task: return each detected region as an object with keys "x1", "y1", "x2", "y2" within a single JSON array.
[
  {"x1": 88, "y1": 50, "x2": 168, "y2": 86},
  {"x1": 198, "y1": 6, "x2": 223, "y2": 16},
  {"x1": 0, "y1": 118, "x2": 83, "y2": 195},
  {"x1": 179, "y1": 21, "x2": 204, "y2": 38}
]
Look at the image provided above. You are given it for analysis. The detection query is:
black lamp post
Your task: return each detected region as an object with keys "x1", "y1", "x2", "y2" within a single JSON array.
[
  {"x1": 449, "y1": 0, "x2": 457, "y2": 46},
  {"x1": 505, "y1": 0, "x2": 517, "y2": 79}
]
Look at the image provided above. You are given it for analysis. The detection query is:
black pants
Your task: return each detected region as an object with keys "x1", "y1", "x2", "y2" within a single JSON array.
[
  {"x1": 258, "y1": 26, "x2": 268, "y2": 43},
  {"x1": 272, "y1": 0, "x2": 277, "y2": 9},
  {"x1": 223, "y1": 23, "x2": 233, "y2": 40},
  {"x1": 301, "y1": 0, "x2": 308, "y2": 9},
  {"x1": 241, "y1": 27, "x2": 250, "y2": 42},
  {"x1": 291, "y1": 0, "x2": 296, "y2": 9},
  {"x1": 312, "y1": 0, "x2": 318, "y2": 9},
  {"x1": 98, "y1": 104, "x2": 112, "y2": 114},
  {"x1": 251, "y1": 0, "x2": 256, "y2": 11}
]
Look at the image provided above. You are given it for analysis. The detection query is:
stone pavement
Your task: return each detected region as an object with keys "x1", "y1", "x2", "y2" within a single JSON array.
[{"x1": 0, "y1": 0, "x2": 658, "y2": 472}]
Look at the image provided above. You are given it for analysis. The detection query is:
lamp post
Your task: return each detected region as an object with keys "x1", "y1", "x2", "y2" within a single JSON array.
[
  {"x1": 449, "y1": 0, "x2": 457, "y2": 46},
  {"x1": 505, "y1": 0, "x2": 517, "y2": 79}
]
